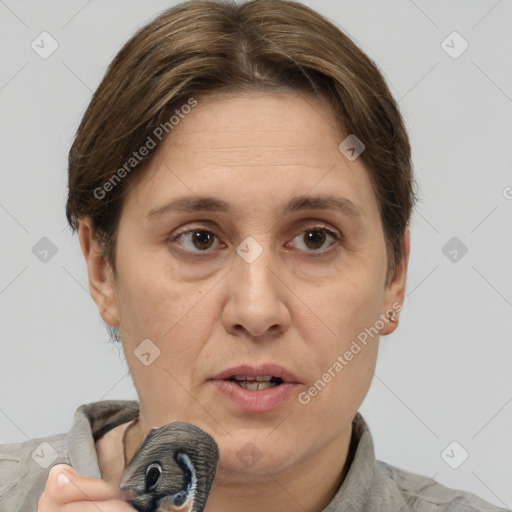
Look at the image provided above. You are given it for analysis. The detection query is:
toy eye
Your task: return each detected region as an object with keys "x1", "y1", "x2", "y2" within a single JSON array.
[{"x1": 145, "y1": 462, "x2": 162, "y2": 492}]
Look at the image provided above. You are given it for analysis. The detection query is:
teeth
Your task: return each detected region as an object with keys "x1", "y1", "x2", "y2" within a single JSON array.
[
  {"x1": 233, "y1": 375, "x2": 273, "y2": 382},
  {"x1": 230, "y1": 375, "x2": 281, "y2": 389},
  {"x1": 236, "y1": 380, "x2": 276, "y2": 390}
]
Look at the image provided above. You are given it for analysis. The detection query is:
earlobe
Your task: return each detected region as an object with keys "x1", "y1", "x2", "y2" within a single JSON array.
[
  {"x1": 78, "y1": 218, "x2": 120, "y2": 327},
  {"x1": 380, "y1": 227, "x2": 410, "y2": 336}
]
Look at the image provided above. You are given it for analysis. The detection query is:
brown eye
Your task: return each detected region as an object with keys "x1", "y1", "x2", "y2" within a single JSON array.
[
  {"x1": 176, "y1": 229, "x2": 217, "y2": 251},
  {"x1": 191, "y1": 230, "x2": 215, "y2": 250},
  {"x1": 287, "y1": 226, "x2": 343, "y2": 256},
  {"x1": 303, "y1": 230, "x2": 327, "y2": 250},
  {"x1": 289, "y1": 227, "x2": 338, "y2": 253}
]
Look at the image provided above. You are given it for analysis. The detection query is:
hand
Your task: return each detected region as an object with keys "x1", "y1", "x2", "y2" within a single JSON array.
[{"x1": 37, "y1": 463, "x2": 136, "y2": 511}]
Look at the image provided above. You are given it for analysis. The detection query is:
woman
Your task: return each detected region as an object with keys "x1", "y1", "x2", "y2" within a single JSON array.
[{"x1": 0, "y1": 0, "x2": 507, "y2": 510}]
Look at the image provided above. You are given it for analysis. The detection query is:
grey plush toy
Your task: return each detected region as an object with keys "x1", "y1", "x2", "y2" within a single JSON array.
[{"x1": 120, "y1": 421, "x2": 219, "y2": 512}]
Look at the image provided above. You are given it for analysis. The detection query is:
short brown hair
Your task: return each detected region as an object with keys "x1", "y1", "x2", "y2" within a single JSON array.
[{"x1": 66, "y1": 0, "x2": 415, "y2": 278}]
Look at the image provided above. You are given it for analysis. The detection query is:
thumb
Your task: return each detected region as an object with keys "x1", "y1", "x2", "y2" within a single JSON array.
[{"x1": 46, "y1": 463, "x2": 126, "y2": 504}]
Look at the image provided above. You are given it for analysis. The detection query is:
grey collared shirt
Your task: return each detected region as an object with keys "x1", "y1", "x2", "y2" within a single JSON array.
[{"x1": 0, "y1": 400, "x2": 508, "y2": 512}]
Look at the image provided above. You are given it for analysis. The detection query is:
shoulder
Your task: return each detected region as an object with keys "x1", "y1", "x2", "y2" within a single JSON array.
[
  {"x1": 377, "y1": 460, "x2": 510, "y2": 512},
  {"x1": 0, "y1": 433, "x2": 69, "y2": 512}
]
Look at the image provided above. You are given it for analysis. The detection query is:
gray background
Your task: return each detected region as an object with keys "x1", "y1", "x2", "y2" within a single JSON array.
[{"x1": 1, "y1": 0, "x2": 511, "y2": 507}]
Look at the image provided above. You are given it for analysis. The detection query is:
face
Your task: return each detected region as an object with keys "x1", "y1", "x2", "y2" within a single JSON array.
[{"x1": 81, "y1": 91, "x2": 407, "y2": 483}]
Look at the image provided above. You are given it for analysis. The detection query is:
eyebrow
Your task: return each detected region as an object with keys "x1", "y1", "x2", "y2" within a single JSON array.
[{"x1": 146, "y1": 194, "x2": 363, "y2": 219}]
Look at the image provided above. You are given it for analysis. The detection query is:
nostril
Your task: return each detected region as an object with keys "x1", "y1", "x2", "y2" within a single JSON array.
[
  {"x1": 232, "y1": 324, "x2": 283, "y2": 340},
  {"x1": 233, "y1": 325, "x2": 253, "y2": 338}
]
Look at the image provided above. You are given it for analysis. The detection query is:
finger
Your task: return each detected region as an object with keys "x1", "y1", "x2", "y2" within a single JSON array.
[
  {"x1": 56, "y1": 499, "x2": 137, "y2": 512},
  {"x1": 44, "y1": 464, "x2": 127, "y2": 505}
]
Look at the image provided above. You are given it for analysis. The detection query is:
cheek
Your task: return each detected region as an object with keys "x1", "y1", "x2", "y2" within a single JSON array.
[
  {"x1": 113, "y1": 247, "x2": 219, "y2": 401},
  {"x1": 301, "y1": 253, "x2": 386, "y2": 348},
  {"x1": 115, "y1": 246, "x2": 206, "y2": 340},
  {"x1": 117, "y1": 277, "x2": 220, "y2": 423},
  {"x1": 296, "y1": 296, "x2": 379, "y2": 434},
  {"x1": 293, "y1": 253, "x2": 385, "y2": 408}
]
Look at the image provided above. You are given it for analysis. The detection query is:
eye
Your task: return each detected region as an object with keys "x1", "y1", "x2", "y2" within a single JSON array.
[
  {"x1": 171, "y1": 224, "x2": 340, "y2": 255},
  {"x1": 144, "y1": 462, "x2": 162, "y2": 492},
  {"x1": 173, "y1": 228, "x2": 220, "y2": 252},
  {"x1": 288, "y1": 226, "x2": 340, "y2": 253}
]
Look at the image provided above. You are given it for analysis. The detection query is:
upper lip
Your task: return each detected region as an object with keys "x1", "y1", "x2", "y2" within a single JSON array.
[{"x1": 212, "y1": 364, "x2": 301, "y2": 383}]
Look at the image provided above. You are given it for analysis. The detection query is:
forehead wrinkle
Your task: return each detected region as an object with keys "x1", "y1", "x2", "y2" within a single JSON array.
[
  {"x1": 166, "y1": 145, "x2": 339, "y2": 168},
  {"x1": 170, "y1": 126, "x2": 340, "y2": 148},
  {"x1": 180, "y1": 146, "x2": 314, "y2": 151}
]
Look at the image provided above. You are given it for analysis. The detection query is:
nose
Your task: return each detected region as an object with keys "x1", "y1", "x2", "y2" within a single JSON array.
[{"x1": 221, "y1": 241, "x2": 291, "y2": 341}]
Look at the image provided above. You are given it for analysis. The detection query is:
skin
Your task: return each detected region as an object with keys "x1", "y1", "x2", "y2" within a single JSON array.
[{"x1": 38, "y1": 91, "x2": 409, "y2": 512}]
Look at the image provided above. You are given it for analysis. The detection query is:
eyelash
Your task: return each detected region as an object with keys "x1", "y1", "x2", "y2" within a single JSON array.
[{"x1": 170, "y1": 224, "x2": 342, "y2": 257}]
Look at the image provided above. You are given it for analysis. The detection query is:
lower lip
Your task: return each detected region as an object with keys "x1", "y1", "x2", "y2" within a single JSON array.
[{"x1": 210, "y1": 380, "x2": 300, "y2": 413}]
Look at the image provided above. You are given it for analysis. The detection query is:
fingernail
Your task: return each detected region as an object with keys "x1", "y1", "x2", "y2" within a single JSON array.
[{"x1": 57, "y1": 472, "x2": 70, "y2": 487}]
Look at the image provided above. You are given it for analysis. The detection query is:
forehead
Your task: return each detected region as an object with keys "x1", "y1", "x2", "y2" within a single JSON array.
[
  {"x1": 124, "y1": 91, "x2": 379, "y2": 219},
  {"x1": 169, "y1": 91, "x2": 342, "y2": 160}
]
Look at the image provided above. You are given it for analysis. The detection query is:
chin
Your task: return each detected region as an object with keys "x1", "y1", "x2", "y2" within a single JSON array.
[{"x1": 218, "y1": 435, "x2": 299, "y2": 479}]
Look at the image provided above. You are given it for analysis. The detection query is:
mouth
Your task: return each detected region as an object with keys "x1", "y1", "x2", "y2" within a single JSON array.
[
  {"x1": 210, "y1": 364, "x2": 301, "y2": 412},
  {"x1": 212, "y1": 364, "x2": 300, "y2": 386},
  {"x1": 229, "y1": 375, "x2": 283, "y2": 390}
]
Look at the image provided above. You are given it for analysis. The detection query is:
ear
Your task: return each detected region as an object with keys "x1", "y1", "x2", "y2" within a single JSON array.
[
  {"x1": 380, "y1": 227, "x2": 410, "y2": 336},
  {"x1": 78, "y1": 217, "x2": 120, "y2": 327}
]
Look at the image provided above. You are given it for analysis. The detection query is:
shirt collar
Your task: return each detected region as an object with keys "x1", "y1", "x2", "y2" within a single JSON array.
[
  {"x1": 322, "y1": 411, "x2": 375, "y2": 511},
  {"x1": 63, "y1": 401, "x2": 399, "y2": 510},
  {"x1": 65, "y1": 399, "x2": 139, "y2": 478}
]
